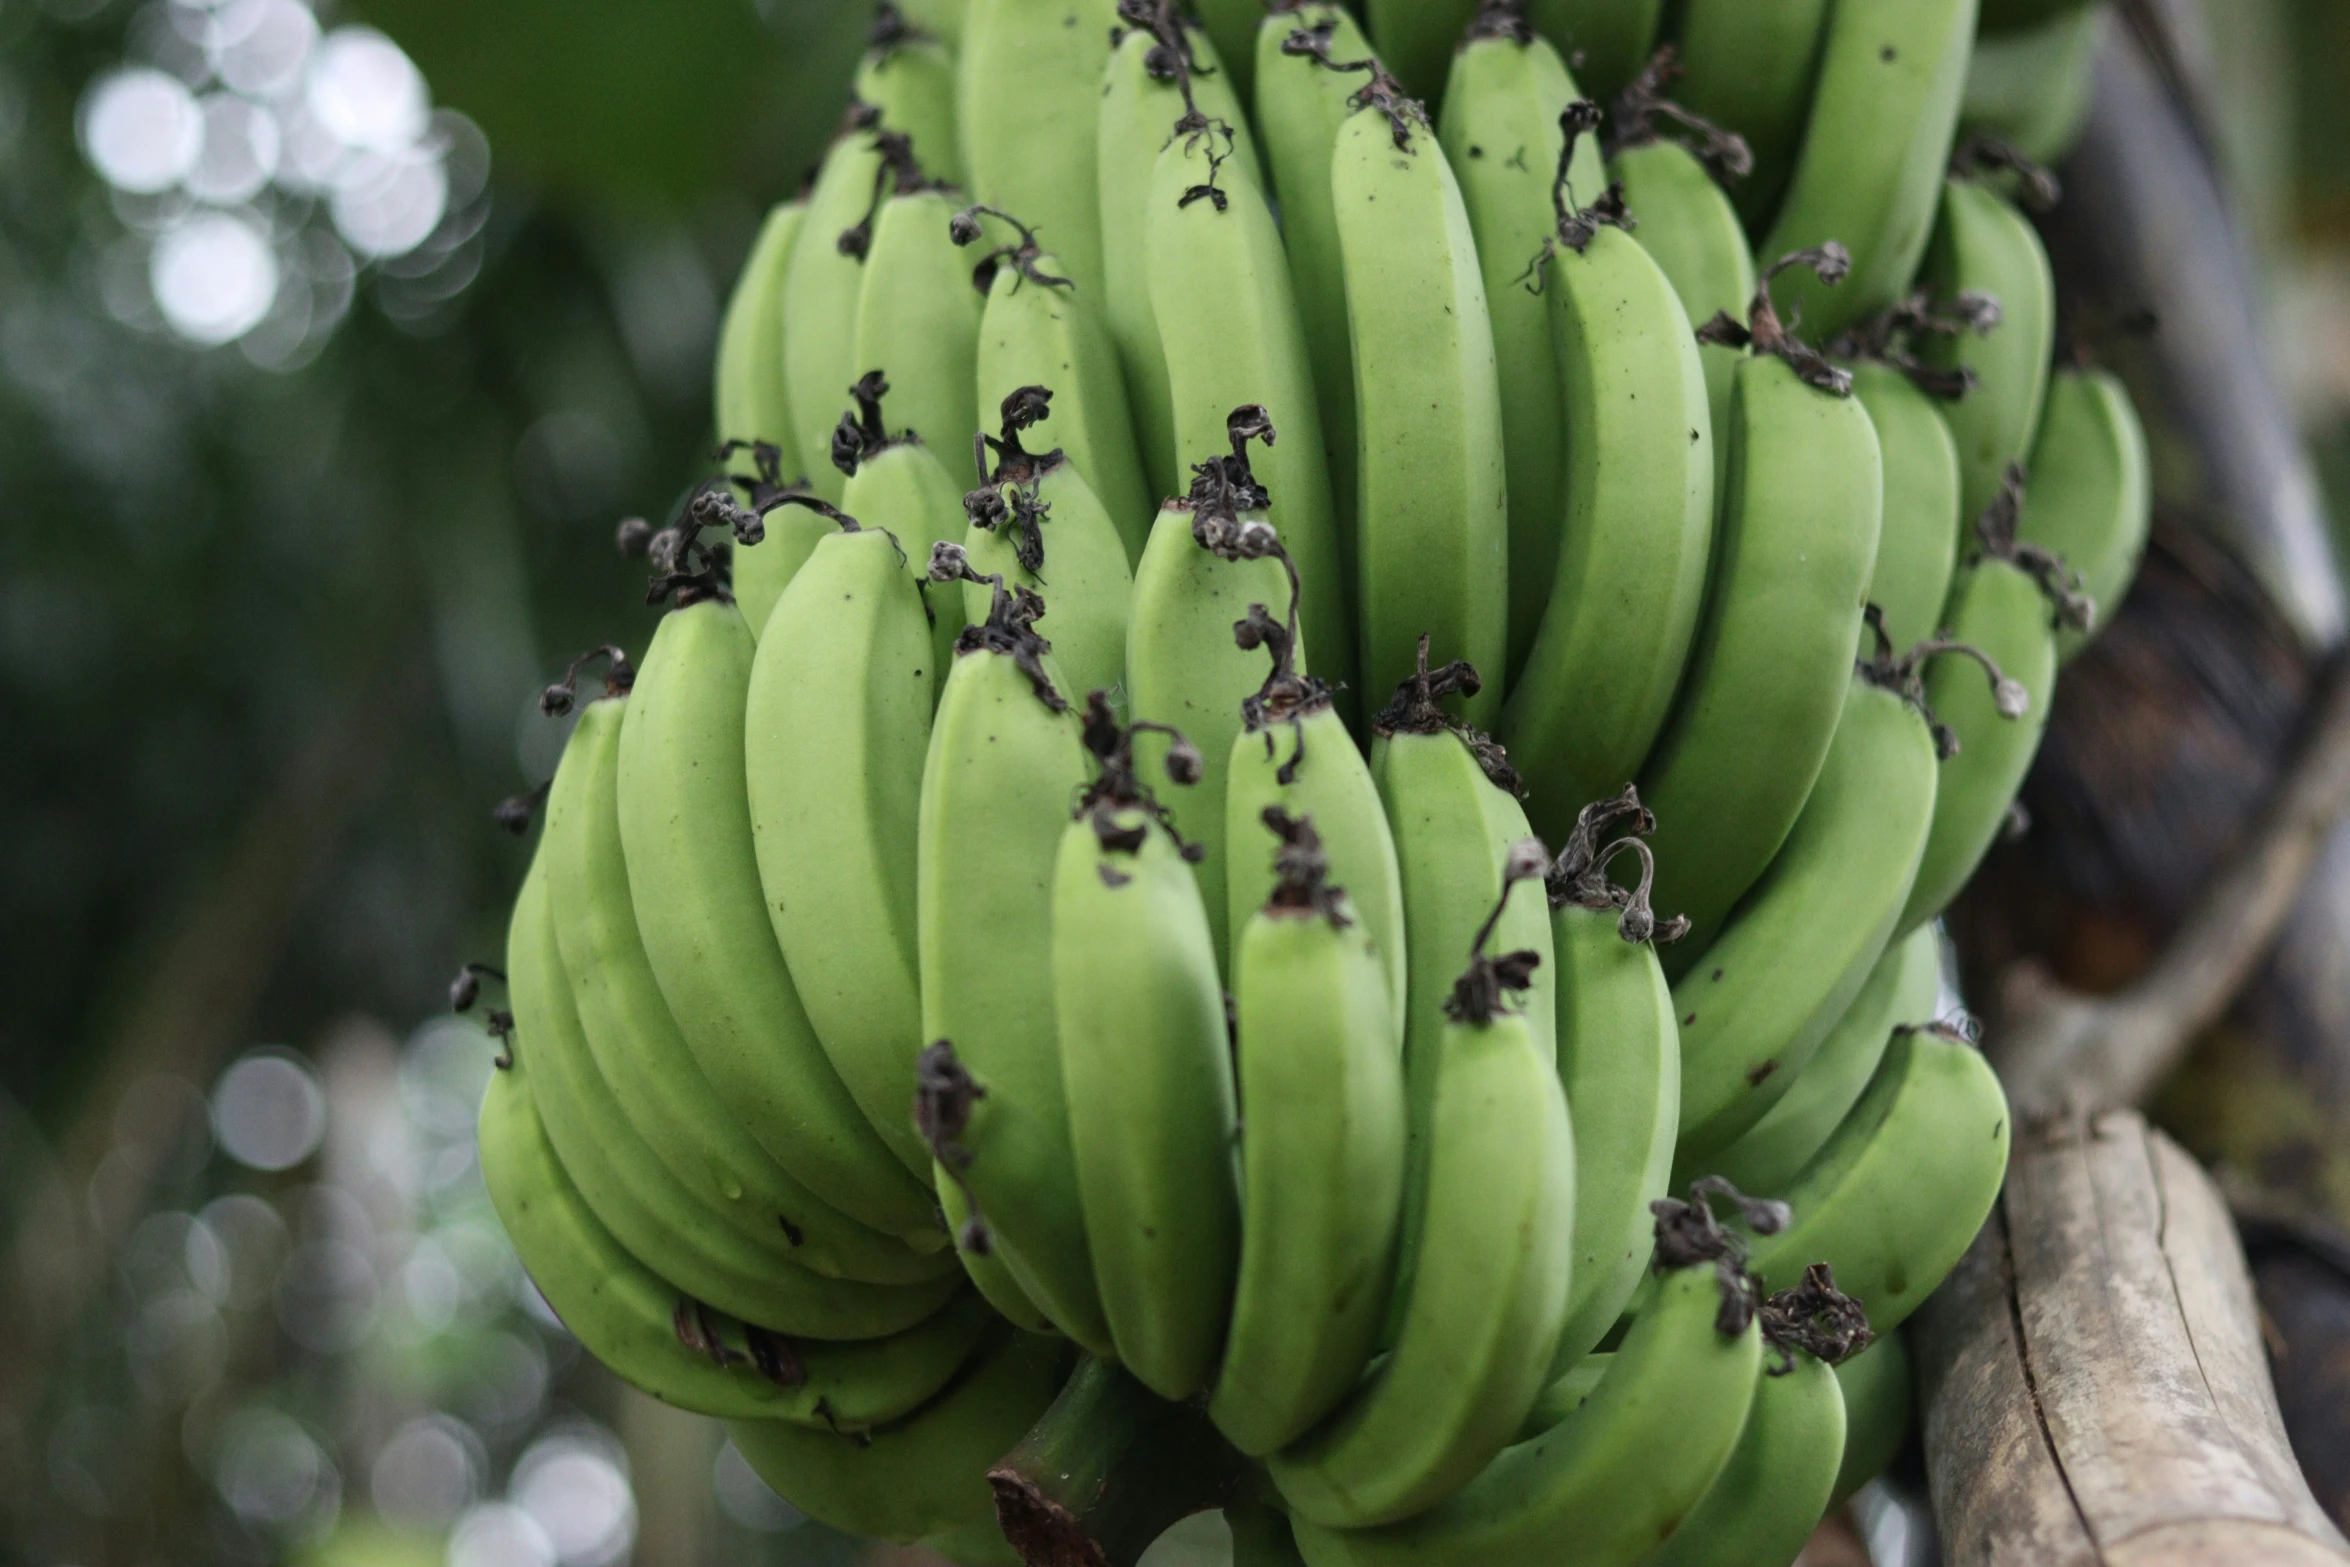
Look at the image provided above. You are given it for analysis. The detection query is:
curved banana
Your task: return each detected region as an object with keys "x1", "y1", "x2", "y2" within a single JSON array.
[
  {"x1": 1362, "y1": 0, "x2": 1478, "y2": 105},
  {"x1": 1255, "y1": 4, "x2": 1384, "y2": 559},
  {"x1": 917, "y1": 577, "x2": 1116, "y2": 1355},
  {"x1": 549, "y1": 697, "x2": 954, "y2": 1286},
  {"x1": 1543, "y1": 792, "x2": 1683, "y2": 1376},
  {"x1": 1761, "y1": 0, "x2": 1981, "y2": 342},
  {"x1": 1126, "y1": 416, "x2": 1305, "y2": 962},
  {"x1": 1435, "y1": 15, "x2": 1599, "y2": 683},
  {"x1": 957, "y1": 0, "x2": 1120, "y2": 300},
  {"x1": 1830, "y1": 1332, "x2": 1915, "y2": 1508},
  {"x1": 1673, "y1": 0, "x2": 1834, "y2": 227},
  {"x1": 1335, "y1": 81, "x2": 1510, "y2": 729},
  {"x1": 727, "y1": 1329, "x2": 1071, "y2": 1542},
  {"x1": 714, "y1": 201, "x2": 804, "y2": 468},
  {"x1": 1918, "y1": 175, "x2": 2056, "y2": 530},
  {"x1": 1669, "y1": 671, "x2": 1940, "y2": 1172},
  {"x1": 1961, "y1": 6, "x2": 2099, "y2": 166},
  {"x1": 831, "y1": 376, "x2": 975, "y2": 692},
  {"x1": 1514, "y1": 1352, "x2": 1610, "y2": 1442},
  {"x1": 892, "y1": 0, "x2": 968, "y2": 50},
  {"x1": 1706, "y1": 923, "x2": 1945, "y2": 1199},
  {"x1": 973, "y1": 228, "x2": 1153, "y2": 562},
  {"x1": 782, "y1": 121, "x2": 889, "y2": 501},
  {"x1": 1051, "y1": 711, "x2": 1239, "y2": 1400},
  {"x1": 1523, "y1": 0, "x2": 1662, "y2": 108},
  {"x1": 1500, "y1": 212, "x2": 1714, "y2": 849},
  {"x1": 1211, "y1": 808, "x2": 1409, "y2": 1457},
  {"x1": 1099, "y1": 13, "x2": 1260, "y2": 501},
  {"x1": 1638, "y1": 274, "x2": 1884, "y2": 951},
  {"x1": 959, "y1": 389, "x2": 1134, "y2": 703},
  {"x1": 480, "y1": 1044, "x2": 992, "y2": 1424},
  {"x1": 2018, "y1": 365, "x2": 2149, "y2": 662},
  {"x1": 1646, "y1": 1352, "x2": 1847, "y2": 1567},
  {"x1": 1268, "y1": 866, "x2": 1575, "y2": 1528},
  {"x1": 1851, "y1": 359, "x2": 1966, "y2": 653},
  {"x1": 937, "y1": 1178, "x2": 1059, "y2": 1336},
  {"x1": 855, "y1": 23, "x2": 963, "y2": 184},
  {"x1": 1289, "y1": 1265, "x2": 1761, "y2": 1567},
  {"x1": 1744, "y1": 1026, "x2": 2011, "y2": 1336},
  {"x1": 1148, "y1": 118, "x2": 1354, "y2": 713},
  {"x1": 854, "y1": 186, "x2": 984, "y2": 460},
  {"x1": 621, "y1": 596, "x2": 941, "y2": 1237}
]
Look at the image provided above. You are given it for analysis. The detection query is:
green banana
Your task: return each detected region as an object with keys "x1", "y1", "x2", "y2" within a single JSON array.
[
  {"x1": 548, "y1": 695, "x2": 955, "y2": 1286},
  {"x1": 893, "y1": 0, "x2": 968, "y2": 50},
  {"x1": 916, "y1": 572, "x2": 1116, "y2": 1355},
  {"x1": 1669, "y1": 671, "x2": 1940, "y2": 1172},
  {"x1": 971, "y1": 220, "x2": 1153, "y2": 562},
  {"x1": 1190, "y1": 0, "x2": 1261, "y2": 103},
  {"x1": 1673, "y1": 0, "x2": 1834, "y2": 227},
  {"x1": 620, "y1": 590, "x2": 941, "y2": 1238},
  {"x1": 1435, "y1": 15, "x2": 1601, "y2": 683},
  {"x1": 1744, "y1": 1026, "x2": 2012, "y2": 1336},
  {"x1": 1212, "y1": 808, "x2": 1409, "y2": 1457},
  {"x1": 727, "y1": 1329, "x2": 1071, "y2": 1541},
  {"x1": 2018, "y1": 365, "x2": 2150, "y2": 662},
  {"x1": 959, "y1": 388, "x2": 1135, "y2": 703},
  {"x1": 1638, "y1": 261, "x2": 1884, "y2": 951},
  {"x1": 958, "y1": 0, "x2": 1120, "y2": 300},
  {"x1": 1707, "y1": 923, "x2": 1945, "y2": 1199},
  {"x1": 1099, "y1": 11, "x2": 1261, "y2": 502},
  {"x1": 1289, "y1": 1264, "x2": 1761, "y2": 1567},
  {"x1": 1334, "y1": 80, "x2": 1509, "y2": 729},
  {"x1": 1148, "y1": 115, "x2": 1354, "y2": 713},
  {"x1": 719, "y1": 447, "x2": 833, "y2": 643},
  {"x1": 1255, "y1": 4, "x2": 1384, "y2": 561},
  {"x1": 1515, "y1": 1351, "x2": 1610, "y2": 1442},
  {"x1": 1961, "y1": 6, "x2": 2099, "y2": 166},
  {"x1": 830, "y1": 373, "x2": 976, "y2": 693},
  {"x1": 854, "y1": 186, "x2": 984, "y2": 460},
  {"x1": 1644, "y1": 1352, "x2": 1847, "y2": 1567},
  {"x1": 782, "y1": 120, "x2": 891, "y2": 501},
  {"x1": 1918, "y1": 175, "x2": 2056, "y2": 530},
  {"x1": 1362, "y1": 0, "x2": 1478, "y2": 105},
  {"x1": 1229, "y1": 1487, "x2": 1310, "y2": 1567},
  {"x1": 1543, "y1": 790, "x2": 1683, "y2": 1376},
  {"x1": 714, "y1": 200, "x2": 803, "y2": 470},
  {"x1": 937, "y1": 1178, "x2": 1060, "y2": 1336},
  {"x1": 1500, "y1": 188, "x2": 1714, "y2": 848},
  {"x1": 1372, "y1": 649, "x2": 1557, "y2": 1331},
  {"x1": 1051, "y1": 702, "x2": 1240, "y2": 1400},
  {"x1": 479, "y1": 1039, "x2": 992, "y2": 1425},
  {"x1": 856, "y1": 23, "x2": 964, "y2": 185},
  {"x1": 744, "y1": 495, "x2": 941, "y2": 1179},
  {"x1": 1523, "y1": 0, "x2": 1662, "y2": 108},
  {"x1": 1850, "y1": 359, "x2": 1966, "y2": 653},
  {"x1": 1125, "y1": 414, "x2": 1306, "y2": 963},
  {"x1": 1268, "y1": 856, "x2": 1575, "y2": 1528},
  {"x1": 1762, "y1": 0, "x2": 1981, "y2": 342},
  {"x1": 1829, "y1": 1332, "x2": 1914, "y2": 1508}
]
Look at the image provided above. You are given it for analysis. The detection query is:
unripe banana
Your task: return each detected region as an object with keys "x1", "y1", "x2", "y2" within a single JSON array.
[
  {"x1": 1762, "y1": 0, "x2": 1981, "y2": 341},
  {"x1": 714, "y1": 200, "x2": 803, "y2": 470},
  {"x1": 959, "y1": 389, "x2": 1134, "y2": 703},
  {"x1": 1961, "y1": 6, "x2": 2099, "y2": 166},
  {"x1": 1500, "y1": 211, "x2": 1713, "y2": 847},
  {"x1": 1851, "y1": 359, "x2": 1966, "y2": 653},
  {"x1": 1829, "y1": 1332, "x2": 1915, "y2": 1508},
  {"x1": 621, "y1": 596, "x2": 942, "y2": 1237},
  {"x1": 856, "y1": 25, "x2": 964, "y2": 185},
  {"x1": 1229, "y1": 1487, "x2": 1310, "y2": 1567},
  {"x1": 782, "y1": 122, "x2": 890, "y2": 500},
  {"x1": 1334, "y1": 83, "x2": 1509, "y2": 728},
  {"x1": 1743, "y1": 1025, "x2": 2011, "y2": 1336},
  {"x1": 1514, "y1": 1352, "x2": 1609, "y2": 1443},
  {"x1": 1268, "y1": 857, "x2": 1575, "y2": 1528},
  {"x1": 727, "y1": 1329, "x2": 1071, "y2": 1541},
  {"x1": 854, "y1": 186, "x2": 984, "y2": 460},
  {"x1": 832, "y1": 377, "x2": 976, "y2": 693},
  {"x1": 1523, "y1": 0, "x2": 1662, "y2": 109},
  {"x1": 892, "y1": 0, "x2": 968, "y2": 51},
  {"x1": 1918, "y1": 175, "x2": 2056, "y2": 530},
  {"x1": 1361, "y1": 0, "x2": 1478, "y2": 105},
  {"x1": 721, "y1": 449, "x2": 836, "y2": 643},
  {"x1": 973, "y1": 229, "x2": 1152, "y2": 562},
  {"x1": 1099, "y1": 15, "x2": 1260, "y2": 500},
  {"x1": 1212, "y1": 809, "x2": 1409, "y2": 1457},
  {"x1": 1289, "y1": 1265, "x2": 1761, "y2": 1567},
  {"x1": 1255, "y1": 4, "x2": 1384, "y2": 553},
  {"x1": 937, "y1": 1178, "x2": 1058, "y2": 1335},
  {"x1": 1435, "y1": 15, "x2": 1599, "y2": 684},
  {"x1": 917, "y1": 578, "x2": 1116, "y2": 1355},
  {"x1": 1669, "y1": 672, "x2": 1940, "y2": 1172},
  {"x1": 1645, "y1": 1351, "x2": 1847, "y2": 1567},
  {"x1": 1190, "y1": 0, "x2": 1261, "y2": 102},
  {"x1": 1639, "y1": 277, "x2": 1884, "y2": 951},
  {"x1": 1673, "y1": 0, "x2": 1834, "y2": 227},
  {"x1": 2018, "y1": 366, "x2": 2149, "y2": 662},
  {"x1": 1707, "y1": 923, "x2": 1945, "y2": 1199},
  {"x1": 549, "y1": 697, "x2": 953, "y2": 1286},
  {"x1": 1148, "y1": 120, "x2": 1354, "y2": 713},
  {"x1": 957, "y1": 0, "x2": 1120, "y2": 300},
  {"x1": 1051, "y1": 707, "x2": 1240, "y2": 1399}
]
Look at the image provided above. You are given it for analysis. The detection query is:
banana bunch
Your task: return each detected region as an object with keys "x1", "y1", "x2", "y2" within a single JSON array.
[{"x1": 469, "y1": 0, "x2": 2156, "y2": 1560}]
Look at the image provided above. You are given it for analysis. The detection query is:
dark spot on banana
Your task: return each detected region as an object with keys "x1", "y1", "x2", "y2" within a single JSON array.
[
  {"x1": 778, "y1": 1215, "x2": 806, "y2": 1245},
  {"x1": 1747, "y1": 1059, "x2": 1778, "y2": 1085},
  {"x1": 1683, "y1": 1013, "x2": 1697, "y2": 1027}
]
